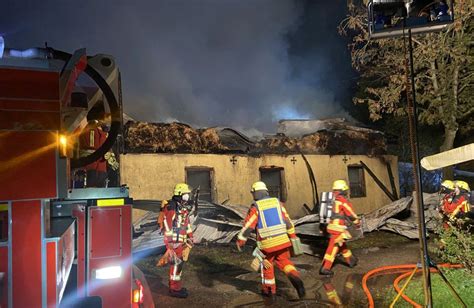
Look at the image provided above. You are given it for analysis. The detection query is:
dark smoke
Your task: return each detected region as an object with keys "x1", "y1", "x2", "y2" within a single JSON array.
[{"x1": 1, "y1": 0, "x2": 355, "y2": 133}]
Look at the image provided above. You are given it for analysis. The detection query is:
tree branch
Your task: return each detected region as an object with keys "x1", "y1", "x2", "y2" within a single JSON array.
[{"x1": 460, "y1": 107, "x2": 474, "y2": 120}]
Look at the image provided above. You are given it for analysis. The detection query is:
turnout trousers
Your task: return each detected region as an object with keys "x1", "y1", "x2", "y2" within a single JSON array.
[
  {"x1": 261, "y1": 247, "x2": 300, "y2": 294},
  {"x1": 321, "y1": 231, "x2": 354, "y2": 271},
  {"x1": 168, "y1": 243, "x2": 185, "y2": 291}
]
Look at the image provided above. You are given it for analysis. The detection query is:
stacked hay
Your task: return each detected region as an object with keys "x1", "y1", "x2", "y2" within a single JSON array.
[
  {"x1": 124, "y1": 122, "x2": 228, "y2": 153},
  {"x1": 256, "y1": 129, "x2": 386, "y2": 155}
]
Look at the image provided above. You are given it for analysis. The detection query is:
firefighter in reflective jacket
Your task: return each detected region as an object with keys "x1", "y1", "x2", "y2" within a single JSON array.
[
  {"x1": 236, "y1": 181, "x2": 305, "y2": 301},
  {"x1": 320, "y1": 180, "x2": 360, "y2": 276},
  {"x1": 159, "y1": 183, "x2": 194, "y2": 298},
  {"x1": 446, "y1": 181, "x2": 471, "y2": 224},
  {"x1": 438, "y1": 180, "x2": 455, "y2": 229}
]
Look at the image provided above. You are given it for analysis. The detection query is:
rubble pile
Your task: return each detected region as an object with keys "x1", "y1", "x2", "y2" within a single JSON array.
[
  {"x1": 132, "y1": 193, "x2": 443, "y2": 256},
  {"x1": 124, "y1": 119, "x2": 387, "y2": 155},
  {"x1": 255, "y1": 129, "x2": 386, "y2": 156}
]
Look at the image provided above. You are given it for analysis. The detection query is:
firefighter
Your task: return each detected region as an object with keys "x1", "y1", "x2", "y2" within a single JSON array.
[
  {"x1": 320, "y1": 180, "x2": 360, "y2": 276},
  {"x1": 79, "y1": 120, "x2": 108, "y2": 187},
  {"x1": 160, "y1": 183, "x2": 194, "y2": 298},
  {"x1": 438, "y1": 180, "x2": 455, "y2": 229},
  {"x1": 447, "y1": 181, "x2": 470, "y2": 224},
  {"x1": 236, "y1": 181, "x2": 305, "y2": 302}
]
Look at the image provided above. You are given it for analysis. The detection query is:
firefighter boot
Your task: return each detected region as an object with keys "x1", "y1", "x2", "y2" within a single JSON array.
[
  {"x1": 319, "y1": 267, "x2": 334, "y2": 277},
  {"x1": 288, "y1": 275, "x2": 306, "y2": 299},
  {"x1": 169, "y1": 288, "x2": 188, "y2": 298},
  {"x1": 348, "y1": 256, "x2": 358, "y2": 268},
  {"x1": 261, "y1": 292, "x2": 277, "y2": 306}
]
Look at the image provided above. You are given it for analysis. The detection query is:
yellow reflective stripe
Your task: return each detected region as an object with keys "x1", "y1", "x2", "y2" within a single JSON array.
[
  {"x1": 256, "y1": 198, "x2": 280, "y2": 210},
  {"x1": 283, "y1": 265, "x2": 296, "y2": 274},
  {"x1": 327, "y1": 224, "x2": 347, "y2": 232},
  {"x1": 342, "y1": 231, "x2": 352, "y2": 240},
  {"x1": 260, "y1": 209, "x2": 267, "y2": 229},
  {"x1": 327, "y1": 291, "x2": 342, "y2": 305},
  {"x1": 97, "y1": 198, "x2": 124, "y2": 207},
  {"x1": 245, "y1": 214, "x2": 258, "y2": 229},
  {"x1": 259, "y1": 224, "x2": 287, "y2": 238},
  {"x1": 287, "y1": 227, "x2": 295, "y2": 234},
  {"x1": 450, "y1": 203, "x2": 464, "y2": 218},
  {"x1": 463, "y1": 201, "x2": 469, "y2": 213},
  {"x1": 334, "y1": 233, "x2": 346, "y2": 244},
  {"x1": 342, "y1": 250, "x2": 352, "y2": 258},
  {"x1": 324, "y1": 247, "x2": 338, "y2": 262},
  {"x1": 0, "y1": 204, "x2": 8, "y2": 212},
  {"x1": 258, "y1": 234, "x2": 290, "y2": 249}
]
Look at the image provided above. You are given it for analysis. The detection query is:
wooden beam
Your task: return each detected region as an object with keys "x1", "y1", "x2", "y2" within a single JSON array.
[{"x1": 359, "y1": 161, "x2": 397, "y2": 202}]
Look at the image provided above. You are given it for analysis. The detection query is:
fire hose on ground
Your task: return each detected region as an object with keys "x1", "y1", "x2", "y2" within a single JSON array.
[{"x1": 362, "y1": 263, "x2": 466, "y2": 308}]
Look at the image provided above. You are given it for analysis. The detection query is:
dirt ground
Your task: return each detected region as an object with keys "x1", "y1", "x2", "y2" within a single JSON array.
[{"x1": 136, "y1": 231, "x2": 434, "y2": 307}]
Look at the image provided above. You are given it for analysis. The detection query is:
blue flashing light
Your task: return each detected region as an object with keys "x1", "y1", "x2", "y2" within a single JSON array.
[{"x1": 0, "y1": 36, "x2": 4, "y2": 59}]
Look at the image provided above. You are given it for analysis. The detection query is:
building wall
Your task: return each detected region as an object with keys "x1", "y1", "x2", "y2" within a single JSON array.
[{"x1": 120, "y1": 153, "x2": 399, "y2": 218}]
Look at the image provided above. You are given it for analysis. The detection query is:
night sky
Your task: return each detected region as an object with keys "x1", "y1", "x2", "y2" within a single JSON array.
[{"x1": 1, "y1": 0, "x2": 356, "y2": 134}]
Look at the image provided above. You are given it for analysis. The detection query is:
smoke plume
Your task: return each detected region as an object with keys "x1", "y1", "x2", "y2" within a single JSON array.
[{"x1": 1, "y1": 0, "x2": 355, "y2": 133}]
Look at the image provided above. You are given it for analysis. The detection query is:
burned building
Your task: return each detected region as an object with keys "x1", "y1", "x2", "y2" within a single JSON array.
[{"x1": 120, "y1": 119, "x2": 399, "y2": 217}]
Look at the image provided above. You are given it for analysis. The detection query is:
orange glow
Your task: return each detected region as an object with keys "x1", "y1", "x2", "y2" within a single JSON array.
[
  {"x1": 59, "y1": 134, "x2": 67, "y2": 146},
  {"x1": 132, "y1": 279, "x2": 144, "y2": 304}
]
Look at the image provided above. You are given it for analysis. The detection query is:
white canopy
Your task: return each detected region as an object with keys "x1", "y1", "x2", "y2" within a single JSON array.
[{"x1": 421, "y1": 143, "x2": 474, "y2": 171}]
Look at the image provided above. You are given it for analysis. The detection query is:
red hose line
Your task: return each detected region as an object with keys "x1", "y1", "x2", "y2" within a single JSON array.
[
  {"x1": 362, "y1": 264, "x2": 417, "y2": 308},
  {"x1": 362, "y1": 263, "x2": 462, "y2": 308},
  {"x1": 392, "y1": 264, "x2": 463, "y2": 307}
]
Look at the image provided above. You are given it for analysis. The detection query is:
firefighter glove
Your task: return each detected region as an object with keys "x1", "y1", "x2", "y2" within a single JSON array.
[{"x1": 236, "y1": 239, "x2": 246, "y2": 252}]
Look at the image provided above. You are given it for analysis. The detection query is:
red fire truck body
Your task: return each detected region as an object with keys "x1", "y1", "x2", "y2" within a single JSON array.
[{"x1": 0, "y1": 47, "x2": 152, "y2": 307}]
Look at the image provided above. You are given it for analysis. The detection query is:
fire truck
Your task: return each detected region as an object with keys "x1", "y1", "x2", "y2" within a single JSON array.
[{"x1": 0, "y1": 40, "x2": 153, "y2": 307}]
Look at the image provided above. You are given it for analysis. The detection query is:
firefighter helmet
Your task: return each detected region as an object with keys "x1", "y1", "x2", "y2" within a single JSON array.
[
  {"x1": 251, "y1": 181, "x2": 268, "y2": 192},
  {"x1": 455, "y1": 181, "x2": 470, "y2": 192},
  {"x1": 332, "y1": 180, "x2": 349, "y2": 191},
  {"x1": 174, "y1": 183, "x2": 191, "y2": 196},
  {"x1": 440, "y1": 180, "x2": 455, "y2": 191}
]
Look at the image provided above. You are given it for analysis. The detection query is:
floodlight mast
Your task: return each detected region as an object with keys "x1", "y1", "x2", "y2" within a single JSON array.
[
  {"x1": 365, "y1": 1, "x2": 456, "y2": 306},
  {"x1": 405, "y1": 26, "x2": 433, "y2": 308}
]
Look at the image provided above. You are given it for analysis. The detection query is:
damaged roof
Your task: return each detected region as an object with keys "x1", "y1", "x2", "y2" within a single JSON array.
[{"x1": 124, "y1": 119, "x2": 387, "y2": 155}]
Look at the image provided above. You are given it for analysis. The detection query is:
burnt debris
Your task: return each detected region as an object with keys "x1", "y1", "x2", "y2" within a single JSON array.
[{"x1": 124, "y1": 119, "x2": 387, "y2": 156}]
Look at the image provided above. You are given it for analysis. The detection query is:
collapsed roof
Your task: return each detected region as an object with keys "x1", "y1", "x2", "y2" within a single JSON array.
[{"x1": 124, "y1": 119, "x2": 387, "y2": 156}]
